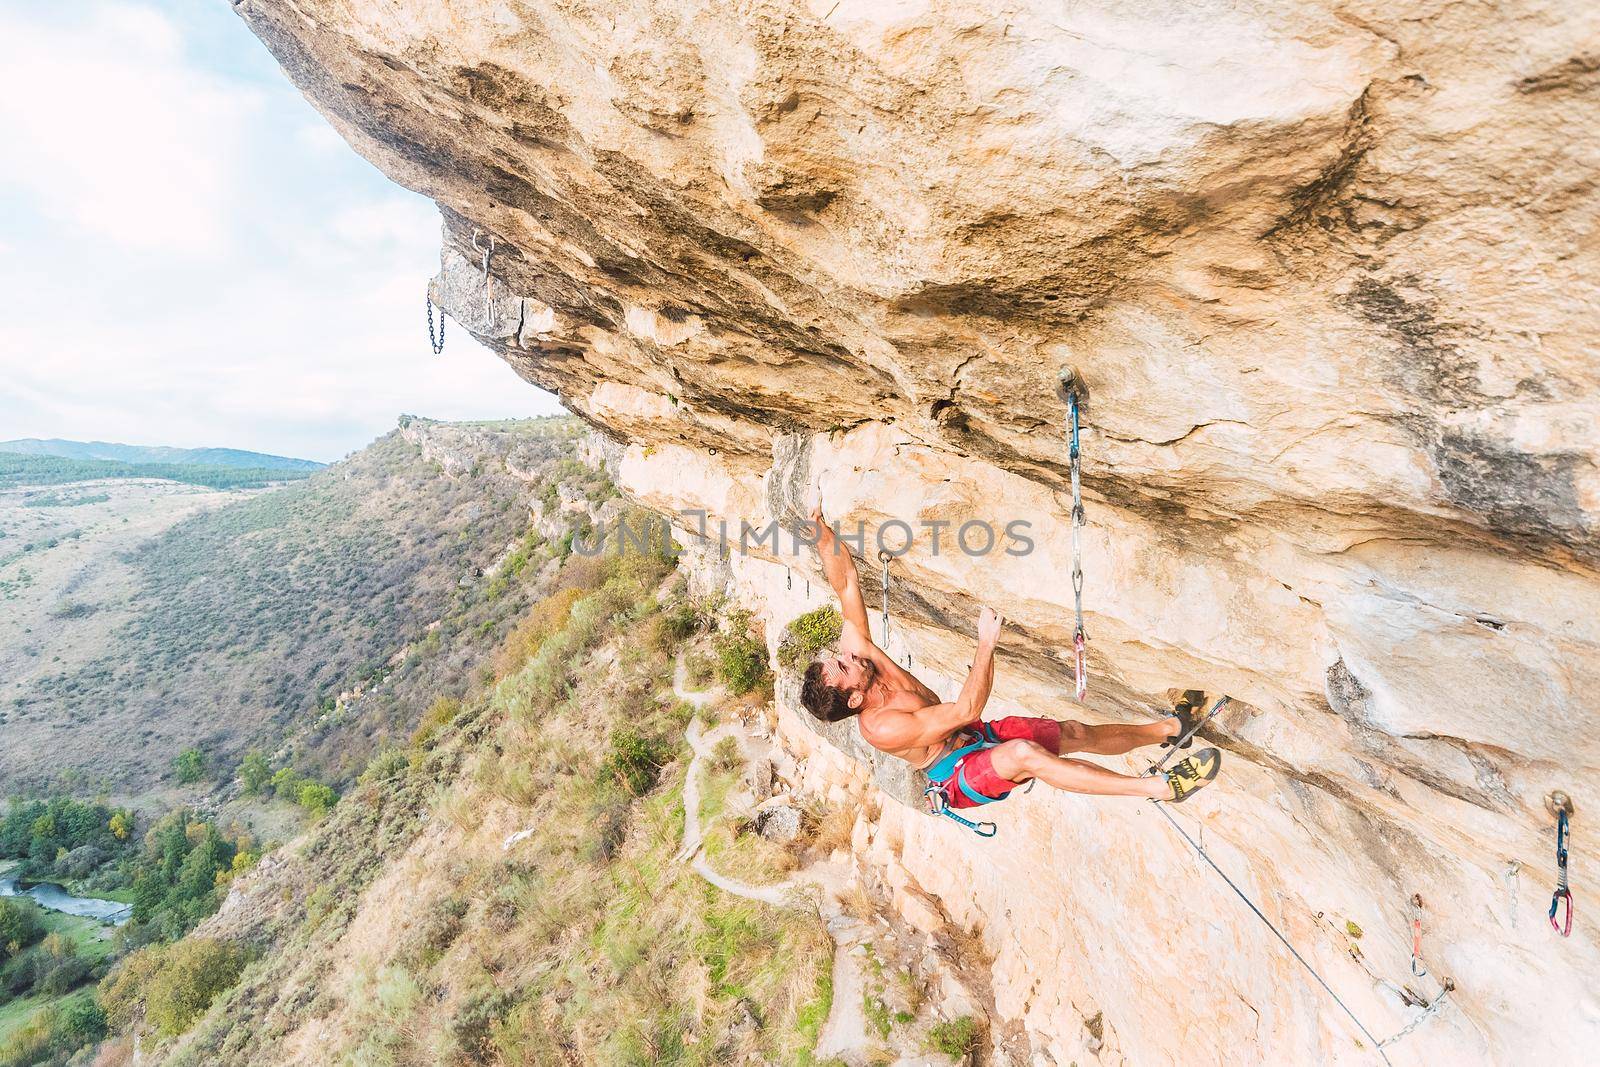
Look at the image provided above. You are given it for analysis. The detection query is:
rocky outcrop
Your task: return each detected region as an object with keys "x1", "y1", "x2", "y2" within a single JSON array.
[{"x1": 237, "y1": 2, "x2": 1598, "y2": 1063}]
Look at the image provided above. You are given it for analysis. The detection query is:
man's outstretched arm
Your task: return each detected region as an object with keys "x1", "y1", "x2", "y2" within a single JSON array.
[
  {"x1": 810, "y1": 504, "x2": 871, "y2": 644},
  {"x1": 861, "y1": 608, "x2": 1003, "y2": 750}
]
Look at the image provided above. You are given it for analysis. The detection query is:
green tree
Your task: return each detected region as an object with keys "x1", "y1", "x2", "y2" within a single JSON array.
[
  {"x1": 142, "y1": 938, "x2": 246, "y2": 1037},
  {"x1": 173, "y1": 748, "x2": 206, "y2": 784},
  {"x1": 0, "y1": 897, "x2": 45, "y2": 960},
  {"x1": 297, "y1": 782, "x2": 338, "y2": 818},
  {"x1": 238, "y1": 750, "x2": 273, "y2": 795}
]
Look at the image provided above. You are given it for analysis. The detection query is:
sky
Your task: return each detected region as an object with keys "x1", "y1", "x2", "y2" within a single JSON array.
[{"x1": 0, "y1": 0, "x2": 565, "y2": 463}]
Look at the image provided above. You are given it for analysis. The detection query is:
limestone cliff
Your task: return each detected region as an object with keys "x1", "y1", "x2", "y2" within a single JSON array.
[{"x1": 236, "y1": 2, "x2": 1599, "y2": 1063}]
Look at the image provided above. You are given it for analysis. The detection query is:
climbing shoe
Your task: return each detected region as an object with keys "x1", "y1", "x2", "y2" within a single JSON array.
[
  {"x1": 1164, "y1": 747, "x2": 1222, "y2": 803},
  {"x1": 1160, "y1": 690, "x2": 1208, "y2": 749}
]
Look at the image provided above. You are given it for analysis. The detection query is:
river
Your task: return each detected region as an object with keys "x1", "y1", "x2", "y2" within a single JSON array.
[{"x1": 0, "y1": 873, "x2": 132, "y2": 925}]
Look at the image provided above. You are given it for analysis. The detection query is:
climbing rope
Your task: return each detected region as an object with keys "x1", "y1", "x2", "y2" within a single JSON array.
[
  {"x1": 1408, "y1": 894, "x2": 1427, "y2": 978},
  {"x1": 472, "y1": 229, "x2": 498, "y2": 328},
  {"x1": 1150, "y1": 804, "x2": 1395, "y2": 1065},
  {"x1": 1145, "y1": 696, "x2": 1231, "y2": 777},
  {"x1": 1548, "y1": 793, "x2": 1574, "y2": 937},
  {"x1": 1058, "y1": 368, "x2": 1089, "y2": 701},
  {"x1": 426, "y1": 295, "x2": 446, "y2": 354}
]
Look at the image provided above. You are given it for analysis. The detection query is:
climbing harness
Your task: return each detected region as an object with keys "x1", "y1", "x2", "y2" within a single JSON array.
[
  {"x1": 1547, "y1": 791, "x2": 1574, "y2": 937},
  {"x1": 472, "y1": 229, "x2": 498, "y2": 328},
  {"x1": 1150, "y1": 804, "x2": 1395, "y2": 1065},
  {"x1": 1056, "y1": 368, "x2": 1089, "y2": 701},
  {"x1": 922, "y1": 723, "x2": 1005, "y2": 838},
  {"x1": 1145, "y1": 696, "x2": 1231, "y2": 777},
  {"x1": 1503, "y1": 860, "x2": 1522, "y2": 928},
  {"x1": 426, "y1": 295, "x2": 446, "y2": 354},
  {"x1": 1408, "y1": 894, "x2": 1427, "y2": 978}
]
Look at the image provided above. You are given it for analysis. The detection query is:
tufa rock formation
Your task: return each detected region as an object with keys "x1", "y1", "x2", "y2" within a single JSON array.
[{"x1": 237, "y1": 2, "x2": 1599, "y2": 1063}]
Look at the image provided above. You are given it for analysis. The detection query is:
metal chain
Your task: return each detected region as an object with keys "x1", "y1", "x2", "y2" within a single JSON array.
[
  {"x1": 1379, "y1": 982, "x2": 1454, "y2": 1049},
  {"x1": 1068, "y1": 389, "x2": 1087, "y2": 701},
  {"x1": 426, "y1": 296, "x2": 446, "y2": 354}
]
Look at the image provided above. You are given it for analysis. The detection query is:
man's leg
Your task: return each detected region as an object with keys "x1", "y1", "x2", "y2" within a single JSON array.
[
  {"x1": 1055, "y1": 717, "x2": 1179, "y2": 756},
  {"x1": 988, "y1": 740, "x2": 1166, "y2": 799}
]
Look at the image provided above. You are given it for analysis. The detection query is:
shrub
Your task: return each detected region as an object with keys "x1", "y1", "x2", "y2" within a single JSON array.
[
  {"x1": 358, "y1": 747, "x2": 409, "y2": 785},
  {"x1": 710, "y1": 736, "x2": 742, "y2": 773},
  {"x1": 172, "y1": 748, "x2": 206, "y2": 784},
  {"x1": 715, "y1": 616, "x2": 771, "y2": 696},
  {"x1": 650, "y1": 601, "x2": 703, "y2": 652},
  {"x1": 601, "y1": 727, "x2": 671, "y2": 796},
  {"x1": 0, "y1": 897, "x2": 45, "y2": 960},
  {"x1": 237, "y1": 750, "x2": 273, "y2": 795},
  {"x1": 927, "y1": 1015, "x2": 980, "y2": 1057},
  {"x1": 410, "y1": 695, "x2": 464, "y2": 748},
  {"x1": 777, "y1": 606, "x2": 842, "y2": 671},
  {"x1": 143, "y1": 937, "x2": 246, "y2": 1037},
  {"x1": 297, "y1": 782, "x2": 338, "y2": 817}
]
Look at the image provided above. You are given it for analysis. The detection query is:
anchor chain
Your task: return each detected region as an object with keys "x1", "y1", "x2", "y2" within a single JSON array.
[
  {"x1": 426, "y1": 295, "x2": 446, "y2": 354},
  {"x1": 1379, "y1": 980, "x2": 1455, "y2": 1050}
]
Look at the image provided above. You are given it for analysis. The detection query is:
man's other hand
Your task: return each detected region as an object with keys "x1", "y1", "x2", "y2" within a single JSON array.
[{"x1": 977, "y1": 606, "x2": 1003, "y2": 646}]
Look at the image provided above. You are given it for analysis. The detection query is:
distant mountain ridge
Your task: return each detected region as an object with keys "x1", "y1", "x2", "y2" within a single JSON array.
[{"x1": 0, "y1": 437, "x2": 324, "y2": 471}]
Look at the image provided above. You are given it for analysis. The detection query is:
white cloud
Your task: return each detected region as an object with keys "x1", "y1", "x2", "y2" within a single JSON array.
[
  {"x1": 0, "y1": 0, "x2": 565, "y2": 462},
  {"x1": 0, "y1": 3, "x2": 261, "y2": 256}
]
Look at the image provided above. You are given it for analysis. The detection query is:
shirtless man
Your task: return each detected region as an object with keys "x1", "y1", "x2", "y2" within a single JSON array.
[{"x1": 797, "y1": 506, "x2": 1221, "y2": 809}]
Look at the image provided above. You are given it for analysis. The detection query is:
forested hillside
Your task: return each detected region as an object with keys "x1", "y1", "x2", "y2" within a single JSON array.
[
  {"x1": 0, "y1": 440, "x2": 321, "y2": 472},
  {"x1": 0, "y1": 417, "x2": 584, "y2": 795}
]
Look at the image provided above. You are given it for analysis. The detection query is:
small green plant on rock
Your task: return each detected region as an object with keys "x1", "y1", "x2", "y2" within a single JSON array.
[
  {"x1": 778, "y1": 606, "x2": 842, "y2": 671},
  {"x1": 927, "y1": 1015, "x2": 980, "y2": 1058}
]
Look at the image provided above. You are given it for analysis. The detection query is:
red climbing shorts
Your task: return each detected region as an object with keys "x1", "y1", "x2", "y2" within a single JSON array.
[{"x1": 942, "y1": 716, "x2": 1062, "y2": 809}]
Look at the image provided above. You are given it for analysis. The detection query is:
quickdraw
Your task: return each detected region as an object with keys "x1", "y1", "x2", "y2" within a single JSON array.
[
  {"x1": 472, "y1": 229, "x2": 498, "y2": 328},
  {"x1": 1408, "y1": 894, "x2": 1427, "y2": 978},
  {"x1": 426, "y1": 295, "x2": 446, "y2": 354},
  {"x1": 878, "y1": 549, "x2": 893, "y2": 646},
  {"x1": 1503, "y1": 860, "x2": 1522, "y2": 929},
  {"x1": 1056, "y1": 368, "x2": 1089, "y2": 701},
  {"x1": 1547, "y1": 791, "x2": 1574, "y2": 937}
]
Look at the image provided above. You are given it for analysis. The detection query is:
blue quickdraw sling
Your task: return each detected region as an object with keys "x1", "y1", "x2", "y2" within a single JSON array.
[{"x1": 922, "y1": 723, "x2": 1007, "y2": 837}]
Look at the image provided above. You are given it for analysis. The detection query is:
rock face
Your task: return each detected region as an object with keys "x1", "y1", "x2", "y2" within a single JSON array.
[{"x1": 237, "y1": 2, "x2": 1599, "y2": 1063}]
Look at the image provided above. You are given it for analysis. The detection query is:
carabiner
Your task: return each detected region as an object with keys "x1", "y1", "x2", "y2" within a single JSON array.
[{"x1": 1549, "y1": 887, "x2": 1573, "y2": 937}]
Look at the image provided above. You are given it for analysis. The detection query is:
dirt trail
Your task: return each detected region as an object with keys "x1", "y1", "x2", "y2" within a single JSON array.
[{"x1": 671, "y1": 656, "x2": 878, "y2": 1059}]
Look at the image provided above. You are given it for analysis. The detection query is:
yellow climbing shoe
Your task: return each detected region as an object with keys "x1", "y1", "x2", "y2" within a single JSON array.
[{"x1": 1165, "y1": 747, "x2": 1222, "y2": 803}]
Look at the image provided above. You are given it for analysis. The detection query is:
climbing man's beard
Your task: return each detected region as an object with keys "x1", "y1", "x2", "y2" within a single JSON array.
[{"x1": 857, "y1": 657, "x2": 878, "y2": 687}]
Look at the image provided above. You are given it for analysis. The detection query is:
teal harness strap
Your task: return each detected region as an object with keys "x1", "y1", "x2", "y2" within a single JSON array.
[{"x1": 923, "y1": 724, "x2": 1009, "y2": 836}]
